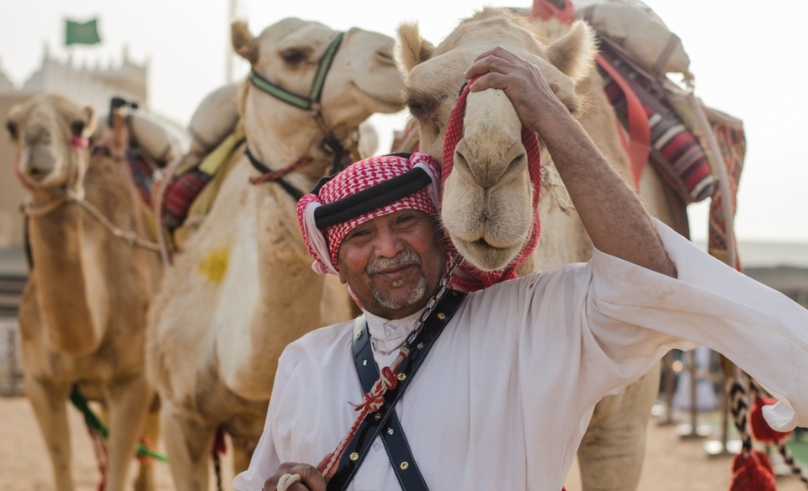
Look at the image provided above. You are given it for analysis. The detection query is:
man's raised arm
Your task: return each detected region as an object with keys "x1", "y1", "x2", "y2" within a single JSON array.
[{"x1": 466, "y1": 47, "x2": 676, "y2": 277}]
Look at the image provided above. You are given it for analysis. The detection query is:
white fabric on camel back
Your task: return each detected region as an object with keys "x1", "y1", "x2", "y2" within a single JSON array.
[
  {"x1": 574, "y1": 0, "x2": 693, "y2": 81},
  {"x1": 187, "y1": 83, "x2": 241, "y2": 155}
]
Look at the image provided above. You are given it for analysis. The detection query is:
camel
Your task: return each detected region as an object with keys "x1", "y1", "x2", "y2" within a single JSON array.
[
  {"x1": 146, "y1": 19, "x2": 404, "y2": 491},
  {"x1": 396, "y1": 10, "x2": 688, "y2": 491},
  {"x1": 7, "y1": 94, "x2": 163, "y2": 491}
]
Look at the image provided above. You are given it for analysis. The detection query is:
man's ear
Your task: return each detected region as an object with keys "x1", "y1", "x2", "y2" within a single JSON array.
[
  {"x1": 338, "y1": 260, "x2": 348, "y2": 285},
  {"x1": 232, "y1": 21, "x2": 259, "y2": 64},
  {"x1": 396, "y1": 22, "x2": 435, "y2": 74}
]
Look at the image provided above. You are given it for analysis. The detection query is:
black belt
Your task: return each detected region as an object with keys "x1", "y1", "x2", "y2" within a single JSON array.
[{"x1": 326, "y1": 290, "x2": 466, "y2": 491}]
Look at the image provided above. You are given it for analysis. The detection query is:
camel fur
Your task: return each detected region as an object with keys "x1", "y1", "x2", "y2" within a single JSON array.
[
  {"x1": 396, "y1": 9, "x2": 688, "y2": 491},
  {"x1": 7, "y1": 93, "x2": 163, "y2": 491},
  {"x1": 146, "y1": 18, "x2": 404, "y2": 491}
]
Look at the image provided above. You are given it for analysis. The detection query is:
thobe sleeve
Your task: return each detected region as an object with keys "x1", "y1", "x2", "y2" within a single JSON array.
[
  {"x1": 232, "y1": 350, "x2": 294, "y2": 491},
  {"x1": 575, "y1": 219, "x2": 808, "y2": 431}
]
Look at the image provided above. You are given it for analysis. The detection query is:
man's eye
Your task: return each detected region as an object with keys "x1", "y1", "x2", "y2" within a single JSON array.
[{"x1": 397, "y1": 214, "x2": 415, "y2": 224}]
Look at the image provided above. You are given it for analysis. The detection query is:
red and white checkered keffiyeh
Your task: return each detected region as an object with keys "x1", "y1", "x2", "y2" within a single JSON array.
[{"x1": 297, "y1": 153, "x2": 442, "y2": 275}]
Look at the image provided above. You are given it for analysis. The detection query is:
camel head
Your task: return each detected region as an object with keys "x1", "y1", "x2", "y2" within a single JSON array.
[
  {"x1": 6, "y1": 94, "x2": 95, "y2": 191},
  {"x1": 233, "y1": 18, "x2": 404, "y2": 184},
  {"x1": 397, "y1": 9, "x2": 595, "y2": 271}
]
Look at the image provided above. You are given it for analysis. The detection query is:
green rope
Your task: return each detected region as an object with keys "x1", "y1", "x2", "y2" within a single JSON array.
[{"x1": 69, "y1": 385, "x2": 168, "y2": 463}]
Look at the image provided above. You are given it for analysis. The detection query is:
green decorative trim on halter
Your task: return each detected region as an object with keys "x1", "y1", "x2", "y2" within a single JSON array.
[{"x1": 248, "y1": 31, "x2": 345, "y2": 112}]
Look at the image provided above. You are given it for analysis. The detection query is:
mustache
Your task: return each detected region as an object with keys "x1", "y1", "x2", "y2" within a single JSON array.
[{"x1": 366, "y1": 250, "x2": 422, "y2": 275}]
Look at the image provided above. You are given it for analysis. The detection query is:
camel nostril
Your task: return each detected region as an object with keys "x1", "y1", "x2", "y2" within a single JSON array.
[
  {"x1": 454, "y1": 148, "x2": 487, "y2": 188},
  {"x1": 504, "y1": 153, "x2": 527, "y2": 178}
]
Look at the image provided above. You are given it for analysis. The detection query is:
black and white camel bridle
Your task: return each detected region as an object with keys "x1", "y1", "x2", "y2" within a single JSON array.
[{"x1": 245, "y1": 31, "x2": 349, "y2": 200}]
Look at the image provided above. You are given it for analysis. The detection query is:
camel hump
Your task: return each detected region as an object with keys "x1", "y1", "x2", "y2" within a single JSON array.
[{"x1": 188, "y1": 83, "x2": 241, "y2": 155}]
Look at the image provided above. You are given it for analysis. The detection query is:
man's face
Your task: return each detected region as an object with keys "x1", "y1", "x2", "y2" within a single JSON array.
[{"x1": 338, "y1": 209, "x2": 447, "y2": 319}]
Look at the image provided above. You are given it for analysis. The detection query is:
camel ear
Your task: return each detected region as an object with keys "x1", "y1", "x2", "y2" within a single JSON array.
[
  {"x1": 71, "y1": 105, "x2": 96, "y2": 138},
  {"x1": 546, "y1": 20, "x2": 596, "y2": 83},
  {"x1": 6, "y1": 105, "x2": 20, "y2": 139},
  {"x1": 396, "y1": 22, "x2": 435, "y2": 74},
  {"x1": 232, "y1": 21, "x2": 259, "y2": 64}
]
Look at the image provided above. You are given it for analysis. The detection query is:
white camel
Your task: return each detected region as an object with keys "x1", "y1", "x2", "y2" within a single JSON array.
[
  {"x1": 146, "y1": 19, "x2": 404, "y2": 491},
  {"x1": 396, "y1": 9, "x2": 688, "y2": 490}
]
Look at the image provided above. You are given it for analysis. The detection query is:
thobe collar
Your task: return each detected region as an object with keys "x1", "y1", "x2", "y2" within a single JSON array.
[{"x1": 361, "y1": 307, "x2": 427, "y2": 355}]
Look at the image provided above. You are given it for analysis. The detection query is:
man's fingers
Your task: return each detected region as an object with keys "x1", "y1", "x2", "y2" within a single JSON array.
[
  {"x1": 291, "y1": 464, "x2": 327, "y2": 491},
  {"x1": 464, "y1": 56, "x2": 513, "y2": 79},
  {"x1": 472, "y1": 46, "x2": 521, "y2": 64},
  {"x1": 469, "y1": 72, "x2": 510, "y2": 92}
]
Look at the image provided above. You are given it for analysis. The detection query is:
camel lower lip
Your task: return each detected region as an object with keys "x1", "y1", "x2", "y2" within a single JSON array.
[{"x1": 455, "y1": 238, "x2": 521, "y2": 272}]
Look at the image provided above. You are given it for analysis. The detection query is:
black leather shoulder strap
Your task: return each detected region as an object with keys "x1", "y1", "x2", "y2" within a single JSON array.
[{"x1": 327, "y1": 290, "x2": 466, "y2": 491}]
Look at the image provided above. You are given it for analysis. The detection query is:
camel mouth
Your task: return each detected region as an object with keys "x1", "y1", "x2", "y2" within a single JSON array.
[
  {"x1": 25, "y1": 167, "x2": 49, "y2": 181},
  {"x1": 351, "y1": 78, "x2": 404, "y2": 114},
  {"x1": 451, "y1": 235, "x2": 521, "y2": 272},
  {"x1": 359, "y1": 89, "x2": 405, "y2": 114}
]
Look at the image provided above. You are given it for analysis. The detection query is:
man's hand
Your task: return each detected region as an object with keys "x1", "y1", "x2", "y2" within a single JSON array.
[
  {"x1": 261, "y1": 463, "x2": 326, "y2": 491},
  {"x1": 464, "y1": 47, "x2": 566, "y2": 136}
]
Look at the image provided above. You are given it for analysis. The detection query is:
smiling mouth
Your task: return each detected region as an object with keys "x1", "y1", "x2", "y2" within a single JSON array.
[{"x1": 372, "y1": 263, "x2": 415, "y2": 277}]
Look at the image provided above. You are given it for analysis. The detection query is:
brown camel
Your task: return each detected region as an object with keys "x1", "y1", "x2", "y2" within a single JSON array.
[
  {"x1": 396, "y1": 10, "x2": 688, "y2": 490},
  {"x1": 7, "y1": 94, "x2": 163, "y2": 491},
  {"x1": 146, "y1": 19, "x2": 404, "y2": 491}
]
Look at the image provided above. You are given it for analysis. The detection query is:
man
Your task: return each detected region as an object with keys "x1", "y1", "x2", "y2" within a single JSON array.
[{"x1": 234, "y1": 48, "x2": 808, "y2": 491}]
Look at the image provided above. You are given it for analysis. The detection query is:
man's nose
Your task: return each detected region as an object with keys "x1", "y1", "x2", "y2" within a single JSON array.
[{"x1": 374, "y1": 228, "x2": 404, "y2": 258}]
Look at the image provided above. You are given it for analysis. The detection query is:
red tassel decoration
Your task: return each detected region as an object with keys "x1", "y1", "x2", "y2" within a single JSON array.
[
  {"x1": 732, "y1": 449, "x2": 774, "y2": 476},
  {"x1": 750, "y1": 396, "x2": 792, "y2": 444},
  {"x1": 729, "y1": 452, "x2": 777, "y2": 491}
]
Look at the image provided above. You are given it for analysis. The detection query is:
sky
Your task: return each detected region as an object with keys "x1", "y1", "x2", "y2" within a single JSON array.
[{"x1": 1, "y1": 0, "x2": 807, "y2": 242}]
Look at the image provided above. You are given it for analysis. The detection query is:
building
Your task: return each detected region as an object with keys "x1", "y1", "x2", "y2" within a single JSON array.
[
  {"x1": 0, "y1": 46, "x2": 148, "y2": 248},
  {"x1": 739, "y1": 242, "x2": 808, "y2": 308}
]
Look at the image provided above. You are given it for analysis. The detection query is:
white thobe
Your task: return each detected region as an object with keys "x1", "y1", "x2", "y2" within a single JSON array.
[{"x1": 233, "y1": 221, "x2": 808, "y2": 491}]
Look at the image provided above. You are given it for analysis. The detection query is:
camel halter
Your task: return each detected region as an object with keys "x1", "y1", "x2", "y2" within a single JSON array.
[
  {"x1": 246, "y1": 31, "x2": 348, "y2": 199},
  {"x1": 19, "y1": 139, "x2": 161, "y2": 252}
]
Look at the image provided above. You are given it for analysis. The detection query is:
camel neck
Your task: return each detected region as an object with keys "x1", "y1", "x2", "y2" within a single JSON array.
[
  {"x1": 28, "y1": 202, "x2": 107, "y2": 356},
  {"x1": 221, "y1": 180, "x2": 328, "y2": 401}
]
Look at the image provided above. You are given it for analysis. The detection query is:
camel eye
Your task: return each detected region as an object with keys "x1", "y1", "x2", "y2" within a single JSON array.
[
  {"x1": 407, "y1": 100, "x2": 426, "y2": 117},
  {"x1": 280, "y1": 48, "x2": 309, "y2": 66}
]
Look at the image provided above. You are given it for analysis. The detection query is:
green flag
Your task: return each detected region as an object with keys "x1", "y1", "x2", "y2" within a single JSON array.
[{"x1": 65, "y1": 19, "x2": 101, "y2": 46}]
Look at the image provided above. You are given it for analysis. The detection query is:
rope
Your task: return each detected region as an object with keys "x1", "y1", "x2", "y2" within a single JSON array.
[
  {"x1": 277, "y1": 473, "x2": 302, "y2": 491},
  {"x1": 728, "y1": 380, "x2": 753, "y2": 455},
  {"x1": 777, "y1": 441, "x2": 808, "y2": 486},
  {"x1": 248, "y1": 154, "x2": 312, "y2": 186},
  {"x1": 23, "y1": 190, "x2": 161, "y2": 251},
  {"x1": 89, "y1": 430, "x2": 108, "y2": 491},
  {"x1": 317, "y1": 255, "x2": 462, "y2": 479},
  {"x1": 66, "y1": 190, "x2": 161, "y2": 251},
  {"x1": 212, "y1": 451, "x2": 224, "y2": 491}
]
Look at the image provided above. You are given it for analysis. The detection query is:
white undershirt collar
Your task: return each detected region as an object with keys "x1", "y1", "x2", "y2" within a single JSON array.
[{"x1": 361, "y1": 307, "x2": 427, "y2": 355}]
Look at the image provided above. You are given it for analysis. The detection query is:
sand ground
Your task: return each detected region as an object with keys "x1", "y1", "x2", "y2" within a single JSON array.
[{"x1": 0, "y1": 396, "x2": 803, "y2": 491}]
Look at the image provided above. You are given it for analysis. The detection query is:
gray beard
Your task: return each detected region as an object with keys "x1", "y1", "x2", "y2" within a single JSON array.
[{"x1": 371, "y1": 274, "x2": 428, "y2": 311}]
